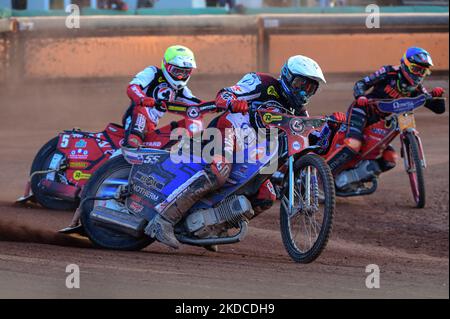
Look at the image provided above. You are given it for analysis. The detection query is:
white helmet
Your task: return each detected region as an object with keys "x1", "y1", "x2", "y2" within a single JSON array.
[
  {"x1": 280, "y1": 55, "x2": 326, "y2": 109},
  {"x1": 161, "y1": 45, "x2": 197, "y2": 90}
]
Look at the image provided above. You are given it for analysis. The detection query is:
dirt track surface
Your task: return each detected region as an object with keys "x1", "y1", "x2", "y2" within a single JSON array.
[{"x1": 0, "y1": 76, "x2": 448, "y2": 298}]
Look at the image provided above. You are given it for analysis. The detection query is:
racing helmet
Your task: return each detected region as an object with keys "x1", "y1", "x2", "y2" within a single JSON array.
[
  {"x1": 162, "y1": 45, "x2": 197, "y2": 90},
  {"x1": 399, "y1": 47, "x2": 433, "y2": 93},
  {"x1": 280, "y1": 55, "x2": 326, "y2": 111}
]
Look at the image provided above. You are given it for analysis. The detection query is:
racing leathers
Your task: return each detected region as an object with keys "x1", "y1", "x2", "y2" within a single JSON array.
[
  {"x1": 123, "y1": 66, "x2": 202, "y2": 147},
  {"x1": 327, "y1": 65, "x2": 446, "y2": 175},
  {"x1": 214, "y1": 72, "x2": 309, "y2": 215}
]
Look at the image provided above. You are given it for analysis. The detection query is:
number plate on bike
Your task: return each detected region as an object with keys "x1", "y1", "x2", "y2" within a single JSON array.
[{"x1": 398, "y1": 113, "x2": 416, "y2": 130}]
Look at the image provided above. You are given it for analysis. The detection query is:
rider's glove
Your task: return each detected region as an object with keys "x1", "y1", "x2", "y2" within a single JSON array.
[
  {"x1": 331, "y1": 112, "x2": 346, "y2": 122},
  {"x1": 355, "y1": 96, "x2": 369, "y2": 107},
  {"x1": 431, "y1": 87, "x2": 445, "y2": 98},
  {"x1": 140, "y1": 97, "x2": 156, "y2": 108},
  {"x1": 230, "y1": 99, "x2": 249, "y2": 114}
]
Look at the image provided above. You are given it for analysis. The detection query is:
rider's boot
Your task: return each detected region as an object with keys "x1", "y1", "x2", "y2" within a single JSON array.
[
  {"x1": 377, "y1": 144, "x2": 398, "y2": 172},
  {"x1": 145, "y1": 157, "x2": 231, "y2": 249}
]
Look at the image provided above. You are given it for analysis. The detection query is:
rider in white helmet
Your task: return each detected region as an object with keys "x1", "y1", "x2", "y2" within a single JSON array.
[
  {"x1": 123, "y1": 45, "x2": 202, "y2": 147},
  {"x1": 211, "y1": 55, "x2": 333, "y2": 215},
  {"x1": 144, "y1": 55, "x2": 330, "y2": 250}
]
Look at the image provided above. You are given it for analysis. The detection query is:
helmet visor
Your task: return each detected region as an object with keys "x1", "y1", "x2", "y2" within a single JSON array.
[
  {"x1": 404, "y1": 58, "x2": 431, "y2": 77},
  {"x1": 291, "y1": 76, "x2": 319, "y2": 96},
  {"x1": 165, "y1": 62, "x2": 193, "y2": 81}
]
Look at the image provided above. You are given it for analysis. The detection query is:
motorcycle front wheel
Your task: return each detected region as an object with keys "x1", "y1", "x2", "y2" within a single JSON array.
[
  {"x1": 280, "y1": 154, "x2": 335, "y2": 263},
  {"x1": 404, "y1": 133, "x2": 426, "y2": 208}
]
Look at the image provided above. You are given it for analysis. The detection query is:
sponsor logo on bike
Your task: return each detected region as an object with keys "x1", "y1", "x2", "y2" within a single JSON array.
[
  {"x1": 168, "y1": 105, "x2": 187, "y2": 112},
  {"x1": 129, "y1": 200, "x2": 144, "y2": 213},
  {"x1": 134, "y1": 171, "x2": 164, "y2": 191},
  {"x1": 143, "y1": 141, "x2": 162, "y2": 147},
  {"x1": 289, "y1": 118, "x2": 305, "y2": 134},
  {"x1": 75, "y1": 140, "x2": 87, "y2": 148},
  {"x1": 132, "y1": 184, "x2": 160, "y2": 202},
  {"x1": 292, "y1": 141, "x2": 302, "y2": 151},
  {"x1": 371, "y1": 128, "x2": 388, "y2": 136},
  {"x1": 200, "y1": 104, "x2": 216, "y2": 111},
  {"x1": 187, "y1": 106, "x2": 200, "y2": 119},
  {"x1": 69, "y1": 149, "x2": 88, "y2": 160},
  {"x1": 69, "y1": 162, "x2": 88, "y2": 169},
  {"x1": 189, "y1": 122, "x2": 201, "y2": 133},
  {"x1": 72, "y1": 170, "x2": 91, "y2": 181},
  {"x1": 263, "y1": 113, "x2": 282, "y2": 124}
]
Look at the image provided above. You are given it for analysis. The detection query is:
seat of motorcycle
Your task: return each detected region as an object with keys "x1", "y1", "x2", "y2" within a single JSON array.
[{"x1": 104, "y1": 123, "x2": 125, "y2": 137}]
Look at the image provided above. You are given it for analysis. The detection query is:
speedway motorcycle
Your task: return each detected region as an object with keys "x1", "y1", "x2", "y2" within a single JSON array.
[
  {"x1": 16, "y1": 101, "x2": 217, "y2": 211},
  {"x1": 77, "y1": 103, "x2": 336, "y2": 263},
  {"x1": 321, "y1": 94, "x2": 445, "y2": 208}
]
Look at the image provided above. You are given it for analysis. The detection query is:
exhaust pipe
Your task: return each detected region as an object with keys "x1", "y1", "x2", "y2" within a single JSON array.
[{"x1": 90, "y1": 206, "x2": 147, "y2": 238}]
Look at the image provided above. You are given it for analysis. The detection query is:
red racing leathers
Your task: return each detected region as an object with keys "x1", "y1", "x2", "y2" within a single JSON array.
[{"x1": 124, "y1": 66, "x2": 202, "y2": 147}]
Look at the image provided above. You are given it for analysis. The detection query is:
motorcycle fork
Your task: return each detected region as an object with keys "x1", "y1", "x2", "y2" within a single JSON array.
[
  {"x1": 288, "y1": 155, "x2": 313, "y2": 216},
  {"x1": 400, "y1": 130, "x2": 427, "y2": 173},
  {"x1": 288, "y1": 156, "x2": 295, "y2": 215}
]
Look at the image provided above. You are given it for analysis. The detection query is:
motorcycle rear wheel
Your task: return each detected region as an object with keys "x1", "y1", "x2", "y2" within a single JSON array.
[
  {"x1": 30, "y1": 137, "x2": 79, "y2": 211},
  {"x1": 80, "y1": 155, "x2": 154, "y2": 250},
  {"x1": 280, "y1": 154, "x2": 335, "y2": 263}
]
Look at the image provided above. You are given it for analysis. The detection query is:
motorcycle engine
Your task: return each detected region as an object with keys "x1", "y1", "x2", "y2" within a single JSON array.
[
  {"x1": 185, "y1": 195, "x2": 254, "y2": 238},
  {"x1": 335, "y1": 160, "x2": 381, "y2": 190}
]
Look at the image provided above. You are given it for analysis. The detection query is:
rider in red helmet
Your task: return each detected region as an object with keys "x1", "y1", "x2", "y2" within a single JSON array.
[{"x1": 327, "y1": 47, "x2": 445, "y2": 178}]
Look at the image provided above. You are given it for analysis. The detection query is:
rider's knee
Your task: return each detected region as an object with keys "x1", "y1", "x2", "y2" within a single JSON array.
[{"x1": 344, "y1": 138, "x2": 362, "y2": 153}]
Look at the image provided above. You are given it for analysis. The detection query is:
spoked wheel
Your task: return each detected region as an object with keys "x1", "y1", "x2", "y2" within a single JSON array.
[
  {"x1": 404, "y1": 133, "x2": 426, "y2": 208},
  {"x1": 30, "y1": 137, "x2": 79, "y2": 211},
  {"x1": 280, "y1": 154, "x2": 335, "y2": 263},
  {"x1": 80, "y1": 155, "x2": 154, "y2": 250}
]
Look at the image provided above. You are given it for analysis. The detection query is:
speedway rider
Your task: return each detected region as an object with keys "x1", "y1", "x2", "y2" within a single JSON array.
[
  {"x1": 62, "y1": 45, "x2": 202, "y2": 232},
  {"x1": 326, "y1": 47, "x2": 446, "y2": 178},
  {"x1": 146, "y1": 55, "x2": 331, "y2": 249},
  {"x1": 123, "y1": 45, "x2": 202, "y2": 147}
]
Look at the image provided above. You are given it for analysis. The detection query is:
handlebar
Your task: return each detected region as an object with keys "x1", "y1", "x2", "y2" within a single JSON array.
[{"x1": 155, "y1": 100, "x2": 218, "y2": 116}]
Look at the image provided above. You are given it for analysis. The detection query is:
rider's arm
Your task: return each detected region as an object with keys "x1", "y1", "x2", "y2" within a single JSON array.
[
  {"x1": 127, "y1": 66, "x2": 158, "y2": 105},
  {"x1": 216, "y1": 73, "x2": 262, "y2": 110},
  {"x1": 353, "y1": 65, "x2": 393, "y2": 98},
  {"x1": 417, "y1": 85, "x2": 446, "y2": 114}
]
